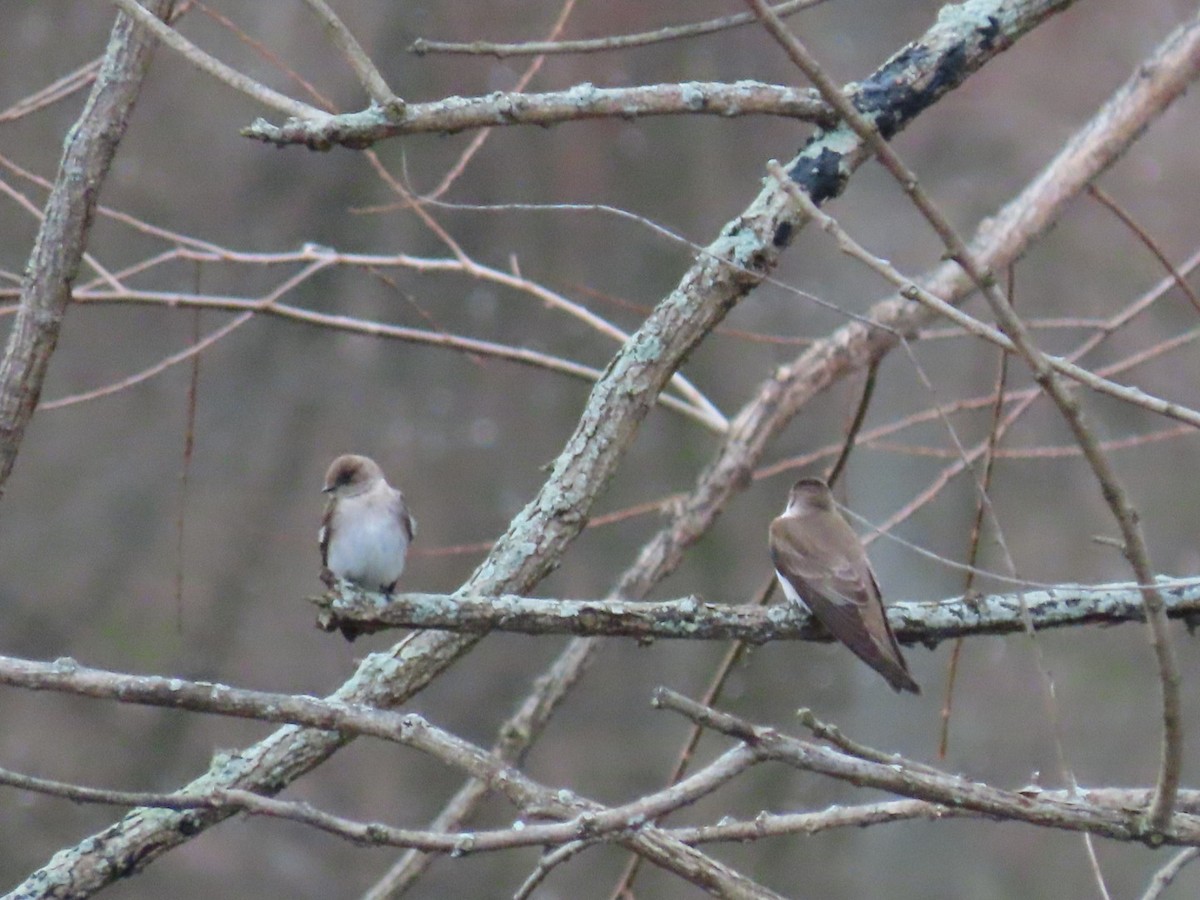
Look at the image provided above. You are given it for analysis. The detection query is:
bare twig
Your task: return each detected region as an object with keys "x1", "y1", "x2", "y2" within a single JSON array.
[
  {"x1": 515, "y1": 841, "x2": 599, "y2": 900},
  {"x1": 301, "y1": 0, "x2": 402, "y2": 113},
  {"x1": 1087, "y1": 184, "x2": 1200, "y2": 316},
  {"x1": 0, "y1": 666, "x2": 770, "y2": 895},
  {"x1": 415, "y1": 0, "x2": 578, "y2": 205},
  {"x1": 825, "y1": 360, "x2": 878, "y2": 487},
  {"x1": 938, "y1": 270, "x2": 1012, "y2": 758},
  {"x1": 111, "y1": 0, "x2": 327, "y2": 120},
  {"x1": 1141, "y1": 847, "x2": 1200, "y2": 900},
  {"x1": 673, "y1": 789, "x2": 1200, "y2": 845},
  {"x1": 609, "y1": 574, "x2": 778, "y2": 899},
  {"x1": 361, "y1": 637, "x2": 600, "y2": 898},
  {"x1": 0, "y1": 58, "x2": 101, "y2": 122},
  {"x1": 410, "y1": 0, "x2": 825, "y2": 57},
  {"x1": 657, "y1": 690, "x2": 1200, "y2": 846}
]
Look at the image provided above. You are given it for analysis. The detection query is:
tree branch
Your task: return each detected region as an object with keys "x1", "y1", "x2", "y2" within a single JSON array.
[
  {"x1": 242, "y1": 81, "x2": 835, "y2": 149},
  {"x1": 410, "y1": 0, "x2": 824, "y2": 57},
  {"x1": 656, "y1": 690, "x2": 1200, "y2": 847},
  {"x1": 310, "y1": 579, "x2": 1200, "y2": 644}
]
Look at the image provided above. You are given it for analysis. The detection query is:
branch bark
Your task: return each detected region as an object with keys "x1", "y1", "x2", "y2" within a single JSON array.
[{"x1": 243, "y1": 82, "x2": 835, "y2": 149}]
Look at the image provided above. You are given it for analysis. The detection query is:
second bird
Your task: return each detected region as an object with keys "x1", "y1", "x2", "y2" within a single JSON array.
[
  {"x1": 320, "y1": 454, "x2": 416, "y2": 593},
  {"x1": 769, "y1": 478, "x2": 919, "y2": 694}
]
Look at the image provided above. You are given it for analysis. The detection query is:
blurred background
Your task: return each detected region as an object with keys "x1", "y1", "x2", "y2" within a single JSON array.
[{"x1": 2, "y1": 1, "x2": 1200, "y2": 897}]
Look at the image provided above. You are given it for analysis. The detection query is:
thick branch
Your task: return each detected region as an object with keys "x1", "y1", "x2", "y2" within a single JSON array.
[
  {"x1": 0, "y1": 0, "x2": 174, "y2": 496},
  {"x1": 312, "y1": 579, "x2": 1200, "y2": 644}
]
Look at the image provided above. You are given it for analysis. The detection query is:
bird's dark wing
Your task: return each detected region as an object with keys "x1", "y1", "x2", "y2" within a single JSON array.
[
  {"x1": 319, "y1": 498, "x2": 334, "y2": 568},
  {"x1": 770, "y1": 516, "x2": 918, "y2": 694},
  {"x1": 391, "y1": 490, "x2": 416, "y2": 543}
]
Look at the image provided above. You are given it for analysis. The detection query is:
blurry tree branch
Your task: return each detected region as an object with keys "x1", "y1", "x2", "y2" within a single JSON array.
[
  {"x1": 311, "y1": 579, "x2": 1200, "y2": 643},
  {"x1": 1142, "y1": 847, "x2": 1200, "y2": 900},
  {"x1": 119, "y1": 1, "x2": 840, "y2": 146},
  {"x1": 111, "y1": 0, "x2": 328, "y2": 120},
  {"x1": 300, "y1": 0, "x2": 402, "y2": 113},
  {"x1": 766, "y1": 162, "x2": 1200, "y2": 429},
  {"x1": 0, "y1": 0, "x2": 174, "y2": 497},
  {"x1": 110, "y1": 3, "x2": 839, "y2": 148},
  {"x1": 58, "y1": 287, "x2": 717, "y2": 426}
]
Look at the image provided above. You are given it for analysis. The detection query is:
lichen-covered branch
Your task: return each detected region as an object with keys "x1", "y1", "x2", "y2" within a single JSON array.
[
  {"x1": 312, "y1": 579, "x2": 1200, "y2": 644},
  {"x1": 243, "y1": 82, "x2": 835, "y2": 150},
  {"x1": 657, "y1": 690, "x2": 1200, "y2": 847},
  {"x1": 0, "y1": 655, "x2": 779, "y2": 899}
]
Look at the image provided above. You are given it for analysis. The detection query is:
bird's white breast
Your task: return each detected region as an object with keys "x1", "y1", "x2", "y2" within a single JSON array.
[{"x1": 327, "y1": 490, "x2": 409, "y2": 589}]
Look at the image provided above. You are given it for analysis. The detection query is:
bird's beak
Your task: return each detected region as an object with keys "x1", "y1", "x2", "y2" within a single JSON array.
[{"x1": 321, "y1": 485, "x2": 334, "y2": 494}]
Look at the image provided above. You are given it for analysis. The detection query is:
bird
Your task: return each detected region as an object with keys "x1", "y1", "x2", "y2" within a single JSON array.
[
  {"x1": 769, "y1": 477, "x2": 919, "y2": 694},
  {"x1": 319, "y1": 454, "x2": 416, "y2": 594}
]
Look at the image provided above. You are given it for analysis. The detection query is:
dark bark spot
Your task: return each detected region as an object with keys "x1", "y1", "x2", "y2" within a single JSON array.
[
  {"x1": 855, "y1": 41, "x2": 968, "y2": 140},
  {"x1": 789, "y1": 148, "x2": 843, "y2": 205}
]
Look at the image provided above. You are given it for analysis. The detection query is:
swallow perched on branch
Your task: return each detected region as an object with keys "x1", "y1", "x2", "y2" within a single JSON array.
[
  {"x1": 769, "y1": 478, "x2": 919, "y2": 694},
  {"x1": 320, "y1": 454, "x2": 416, "y2": 594}
]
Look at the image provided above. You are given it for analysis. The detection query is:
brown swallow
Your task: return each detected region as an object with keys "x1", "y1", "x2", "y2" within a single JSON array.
[
  {"x1": 769, "y1": 477, "x2": 919, "y2": 694},
  {"x1": 320, "y1": 454, "x2": 416, "y2": 593}
]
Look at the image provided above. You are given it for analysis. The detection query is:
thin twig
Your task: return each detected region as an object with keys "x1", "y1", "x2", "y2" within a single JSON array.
[
  {"x1": 1087, "y1": 184, "x2": 1200, "y2": 316},
  {"x1": 825, "y1": 360, "x2": 878, "y2": 487},
  {"x1": 419, "y1": 0, "x2": 579, "y2": 204},
  {"x1": 657, "y1": 689, "x2": 1200, "y2": 846},
  {"x1": 1140, "y1": 847, "x2": 1200, "y2": 900},
  {"x1": 111, "y1": 0, "x2": 328, "y2": 120},
  {"x1": 609, "y1": 574, "x2": 778, "y2": 899},
  {"x1": 362, "y1": 152, "x2": 728, "y2": 431},
  {"x1": 301, "y1": 0, "x2": 401, "y2": 113},
  {"x1": 410, "y1": 0, "x2": 825, "y2": 57}
]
